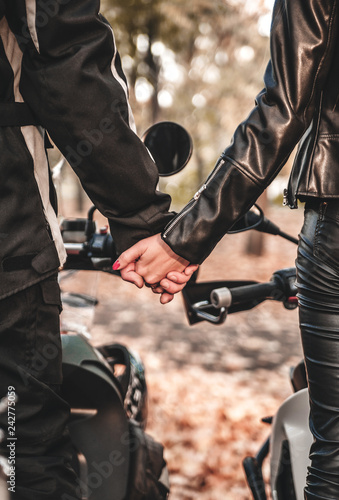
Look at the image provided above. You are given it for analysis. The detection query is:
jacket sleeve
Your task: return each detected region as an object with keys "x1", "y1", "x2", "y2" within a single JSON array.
[
  {"x1": 9, "y1": 0, "x2": 174, "y2": 254},
  {"x1": 163, "y1": 0, "x2": 339, "y2": 264}
]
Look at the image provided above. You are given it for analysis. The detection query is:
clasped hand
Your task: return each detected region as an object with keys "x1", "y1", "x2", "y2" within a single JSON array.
[{"x1": 113, "y1": 234, "x2": 198, "y2": 304}]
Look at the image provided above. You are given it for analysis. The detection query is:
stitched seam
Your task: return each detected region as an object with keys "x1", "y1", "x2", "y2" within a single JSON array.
[
  {"x1": 318, "y1": 134, "x2": 339, "y2": 139},
  {"x1": 306, "y1": 92, "x2": 324, "y2": 190},
  {"x1": 313, "y1": 203, "x2": 327, "y2": 257},
  {"x1": 224, "y1": 147, "x2": 299, "y2": 190},
  {"x1": 303, "y1": 1, "x2": 338, "y2": 121},
  {"x1": 222, "y1": 156, "x2": 265, "y2": 188}
]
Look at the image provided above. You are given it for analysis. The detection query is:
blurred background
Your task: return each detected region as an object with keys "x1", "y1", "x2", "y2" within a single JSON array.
[
  {"x1": 55, "y1": 0, "x2": 292, "y2": 216},
  {"x1": 56, "y1": 1, "x2": 306, "y2": 498},
  {"x1": 102, "y1": 0, "x2": 276, "y2": 205}
]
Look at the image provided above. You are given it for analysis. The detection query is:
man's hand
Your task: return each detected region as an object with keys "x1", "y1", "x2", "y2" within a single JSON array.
[{"x1": 113, "y1": 234, "x2": 198, "y2": 303}]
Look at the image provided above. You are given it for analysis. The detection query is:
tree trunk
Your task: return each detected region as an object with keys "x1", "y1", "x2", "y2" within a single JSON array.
[{"x1": 245, "y1": 191, "x2": 267, "y2": 256}]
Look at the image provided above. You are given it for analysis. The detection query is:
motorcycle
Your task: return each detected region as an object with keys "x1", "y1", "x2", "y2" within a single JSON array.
[
  {"x1": 55, "y1": 121, "x2": 192, "y2": 500},
  {"x1": 0, "y1": 120, "x2": 308, "y2": 499},
  {"x1": 58, "y1": 120, "x2": 311, "y2": 500}
]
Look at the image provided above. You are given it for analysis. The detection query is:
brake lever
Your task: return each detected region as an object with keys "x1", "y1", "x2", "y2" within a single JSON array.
[{"x1": 192, "y1": 301, "x2": 228, "y2": 324}]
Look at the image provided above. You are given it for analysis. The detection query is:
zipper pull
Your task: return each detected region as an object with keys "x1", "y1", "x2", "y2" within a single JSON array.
[
  {"x1": 283, "y1": 188, "x2": 288, "y2": 207},
  {"x1": 194, "y1": 184, "x2": 207, "y2": 200}
]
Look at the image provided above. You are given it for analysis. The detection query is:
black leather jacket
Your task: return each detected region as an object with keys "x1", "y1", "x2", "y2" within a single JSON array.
[{"x1": 163, "y1": 0, "x2": 339, "y2": 264}]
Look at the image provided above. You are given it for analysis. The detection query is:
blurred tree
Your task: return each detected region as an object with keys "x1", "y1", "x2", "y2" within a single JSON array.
[
  {"x1": 104, "y1": 0, "x2": 236, "y2": 122},
  {"x1": 102, "y1": 0, "x2": 274, "y2": 206}
]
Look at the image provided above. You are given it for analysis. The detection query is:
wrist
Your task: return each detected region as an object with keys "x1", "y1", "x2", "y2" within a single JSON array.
[{"x1": 159, "y1": 236, "x2": 189, "y2": 266}]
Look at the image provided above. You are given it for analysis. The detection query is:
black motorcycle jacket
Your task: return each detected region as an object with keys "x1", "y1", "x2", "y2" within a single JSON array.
[
  {"x1": 163, "y1": 0, "x2": 339, "y2": 264},
  {"x1": 0, "y1": 0, "x2": 174, "y2": 300}
]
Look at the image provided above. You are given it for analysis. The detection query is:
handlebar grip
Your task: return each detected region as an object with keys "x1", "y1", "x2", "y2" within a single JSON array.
[
  {"x1": 64, "y1": 243, "x2": 84, "y2": 255},
  {"x1": 210, "y1": 287, "x2": 233, "y2": 308},
  {"x1": 211, "y1": 281, "x2": 277, "y2": 309}
]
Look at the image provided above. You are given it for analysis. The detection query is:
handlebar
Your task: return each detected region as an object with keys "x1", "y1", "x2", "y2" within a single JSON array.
[
  {"x1": 211, "y1": 281, "x2": 278, "y2": 309},
  {"x1": 212, "y1": 267, "x2": 297, "y2": 309},
  {"x1": 60, "y1": 213, "x2": 118, "y2": 273},
  {"x1": 182, "y1": 268, "x2": 298, "y2": 325},
  {"x1": 60, "y1": 210, "x2": 299, "y2": 327}
]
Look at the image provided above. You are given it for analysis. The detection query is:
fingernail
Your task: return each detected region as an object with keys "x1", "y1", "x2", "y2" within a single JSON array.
[
  {"x1": 169, "y1": 275, "x2": 178, "y2": 282},
  {"x1": 112, "y1": 260, "x2": 120, "y2": 271},
  {"x1": 162, "y1": 281, "x2": 169, "y2": 289}
]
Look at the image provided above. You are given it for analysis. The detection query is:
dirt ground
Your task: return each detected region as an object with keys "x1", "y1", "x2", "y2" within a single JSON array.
[{"x1": 60, "y1": 205, "x2": 305, "y2": 499}]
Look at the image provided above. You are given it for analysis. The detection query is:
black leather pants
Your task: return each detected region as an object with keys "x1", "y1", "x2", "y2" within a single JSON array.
[
  {"x1": 297, "y1": 200, "x2": 339, "y2": 500},
  {"x1": 0, "y1": 276, "x2": 79, "y2": 499}
]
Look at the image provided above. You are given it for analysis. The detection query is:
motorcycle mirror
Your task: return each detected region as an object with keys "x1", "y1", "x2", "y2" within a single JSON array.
[
  {"x1": 142, "y1": 121, "x2": 193, "y2": 176},
  {"x1": 228, "y1": 204, "x2": 264, "y2": 233},
  {"x1": 229, "y1": 204, "x2": 299, "y2": 244}
]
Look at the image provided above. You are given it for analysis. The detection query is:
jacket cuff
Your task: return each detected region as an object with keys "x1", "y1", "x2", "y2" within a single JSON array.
[
  {"x1": 162, "y1": 158, "x2": 263, "y2": 264},
  {"x1": 109, "y1": 208, "x2": 175, "y2": 255}
]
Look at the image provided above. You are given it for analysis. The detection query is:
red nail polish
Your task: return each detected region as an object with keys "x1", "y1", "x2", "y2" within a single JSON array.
[{"x1": 112, "y1": 260, "x2": 120, "y2": 271}]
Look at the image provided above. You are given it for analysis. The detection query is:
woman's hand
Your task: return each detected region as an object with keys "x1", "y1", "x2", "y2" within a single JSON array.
[{"x1": 113, "y1": 234, "x2": 198, "y2": 302}]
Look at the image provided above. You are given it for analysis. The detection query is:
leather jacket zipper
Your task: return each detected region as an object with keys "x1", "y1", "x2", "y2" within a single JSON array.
[
  {"x1": 163, "y1": 158, "x2": 225, "y2": 239},
  {"x1": 162, "y1": 197, "x2": 198, "y2": 240},
  {"x1": 284, "y1": 92, "x2": 323, "y2": 209}
]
